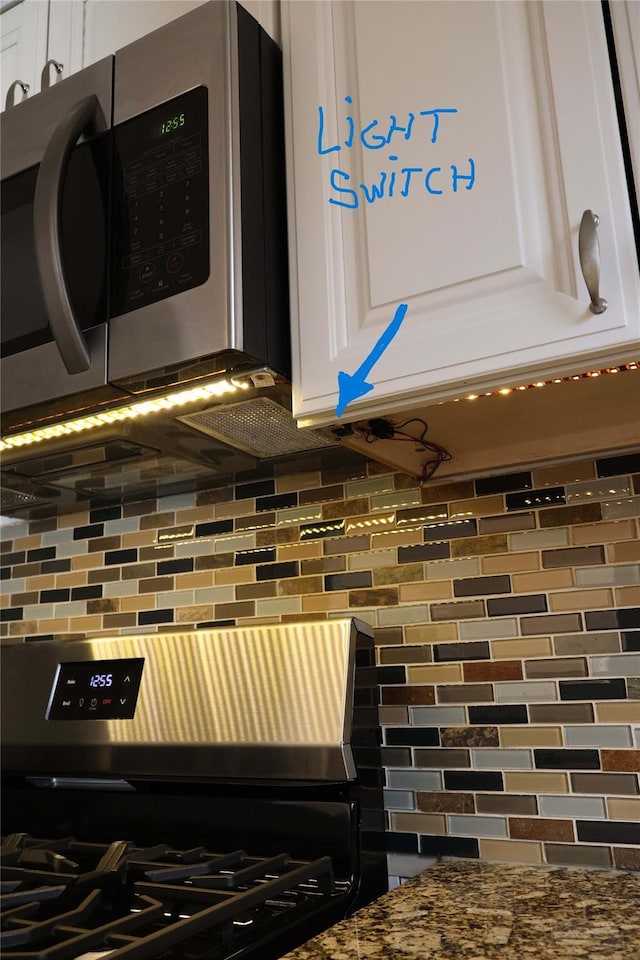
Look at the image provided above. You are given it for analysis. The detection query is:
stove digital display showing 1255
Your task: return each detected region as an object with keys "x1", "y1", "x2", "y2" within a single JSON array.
[{"x1": 47, "y1": 658, "x2": 144, "y2": 720}]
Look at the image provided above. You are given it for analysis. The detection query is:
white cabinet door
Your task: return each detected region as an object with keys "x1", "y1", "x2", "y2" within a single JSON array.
[
  {"x1": 283, "y1": 1, "x2": 640, "y2": 427},
  {"x1": 46, "y1": 0, "x2": 84, "y2": 83},
  {"x1": 1, "y1": 0, "x2": 48, "y2": 109}
]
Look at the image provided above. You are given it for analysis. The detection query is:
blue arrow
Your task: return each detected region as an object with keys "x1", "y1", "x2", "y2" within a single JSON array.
[{"x1": 336, "y1": 302, "x2": 408, "y2": 417}]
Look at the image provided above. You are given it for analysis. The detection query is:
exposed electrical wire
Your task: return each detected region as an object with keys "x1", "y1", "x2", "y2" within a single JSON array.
[{"x1": 351, "y1": 416, "x2": 452, "y2": 483}]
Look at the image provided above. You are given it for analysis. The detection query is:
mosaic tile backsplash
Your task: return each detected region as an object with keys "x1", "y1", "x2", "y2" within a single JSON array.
[{"x1": 1, "y1": 448, "x2": 639, "y2": 876}]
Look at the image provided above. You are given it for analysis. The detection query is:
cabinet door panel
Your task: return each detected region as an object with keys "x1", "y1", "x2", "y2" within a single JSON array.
[
  {"x1": 284, "y1": 1, "x2": 640, "y2": 426},
  {"x1": 0, "y1": 0, "x2": 48, "y2": 108}
]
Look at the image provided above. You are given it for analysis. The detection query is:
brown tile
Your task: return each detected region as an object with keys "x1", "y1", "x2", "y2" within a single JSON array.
[
  {"x1": 139, "y1": 545, "x2": 173, "y2": 561},
  {"x1": 121, "y1": 597, "x2": 151, "y2": 613},
  {"x1": 324, "y1": 535, "x2": 370, "y2": 555},
  {"x1": 616, "y1": 585, "x2": 640, "y2": 606},
  {"x1": 176, "y1": 605, "x2": 213, "y2": 623},
  {"x1": 533, "y1": 460, "x2": 595, "y2": 487},
  {"x1": 381, "y1": 686, "x2": 435, "y2": 706},
  {"x1": 400, "y1": 582, "x2": 453, "y2": 602},
  {"x1": 539, "y1": 503, "x2": 602, "y2": 527},
  {"x1": 138, "y1": 577, "x2": 173, "y2": 594},
  {"x1": 88, "y1": 536, "x2": 121, "y2": 553},
  {"x1": 572, "y1": 519, "x2": 637, "y2": 544},
  {"x1": 278, "y1": 576, "x2": 323, "y2": 596},
  {"x1": 379, "y1": 646, "x2": 432, "y2": 665},
  {"x1": 430, "y1": 600, "x2": 486, "y2": 620},
  {"x1": 609, "y1": 540, "x2": 640, "y2": 563},
  {"x1": 11, "y1": 592, "x2": 38, "y2": 606},
  {"x1": 476, "y1": 794, "x2": 538, "y2": 816},
  {"x1": 492, "y1": 637, "x2": 553, "y2": 659},
  {"x1": 175, "y1": 572, "x2": 213, "y2": 589},
  {"x1": 300, "y1": 556, "x2": 345, "y2": 574},
  {"x1": 323, "y1": 498, "x2": 369, "y2": 520},
  {"x1": 391, "y1": 812, "x2": 446, "y2": 835},
  {"x1": 87, "y1": 598, "x2": 119, "y2": 614},
  {"x1": 397, "y1": 504, "x2": 448, "y2": 525},
  {"x1": 529, "y1": 703, "x2": 594, "y2": 723},
  {"x1": 417, "y1": 791, "x2": 475, "y2": 814},
  {"x1": 613, "y1": 847, "x2": 640, "y2": 870},
  {"x1": 549, "y1": 588, "x2": 613, "y2": 612},
  {"x1": 29, "y1": 517, "x2": 58, "y2": 534},
  {"x1": 408, "y1": 664, "x2": 463, "y2": 683},
  {"x1": 554, "y1": 632, "x2": 621, "y2": 656},
  {"x1": 378, "y1": 706, "x2": 408, "y2": 724},
  {"x1": 544, "y1": 843, "x2": 612, "y2": 868},
  {"x1": 195, "y1": 487, "x2": 233, "y2": 506},
  {"x1": 121, "y1": 562, "x2": 156, "y2": 581},
  {"x1": 236, "y1": 512, "x2": 276, "y2": 531},
  {"x1": 302, "y1": 593, "x2": 348, "y2": 612},
  {"x1": 601, "y1": 750, "x2": 640, "y2": 772},
  {"x1": 140, "y1": 512, "x2": 175, "y2": 530},
  {"x1": 479, "y1": 838, "x2": 543, "y2": 863},
  {"x1": 123, "y1": 500, "x2": 157, "y2": 517},
  {"x1": 607, "y1": 797, "x2": 640, "y2": 819},
  {"x1": 88, "y1": 569, "x2": 121, "y2": 585},
  {"x1": 373, "y1": 564, "x2": 423, "y2": 585},
  {"x1": 449, "y1": 495, "x2": 504, "y2": 520},
  {"x1": 374, "y1": 627, "x2": 404, "y2": 645},
  {"x1": 215, "y1": 567, "x2": 255, "y2": 586},
  {"x1": 421, "y1": 481, "x2": 474, "y2": 504},
  {"x1": 524, "y1": 657, "x2": 587, "y2": 679},
  {"x1": 405, "y1": 623, "x2": 458, "y2": 644},
  {"x1": 483, "y1": 552, "x2": 540, "y2": 575},
  {"x1": 509, "y1": 817, "x2": 574, "y2": 842},
  {"x1": 214, "y1": 601, "x2": 256, "y2": 619},
  {"x1": 512, "y1": 569, "x2": 574, "y2": 593},
  {"x1": 542, "y1": 546, "x2": 605, "y2": 569},
  {"x1": 570, "y1": 772, "x2": 639, "y2": 794},
  {"x1": 299, "y1": 484, "x2": 344, "y2": 505},
  {"x1": 463, "y1": 660, "x2": 523, "y2": 682},
  {"x1": 436, "y1": 683, "x2": 494, "y2": 704},
  {"x1": 479, "y1": 513, "x2": 536, "y2": 534},
  {"x1": 236, "y1": 582, "x2": 277, "y2": 600},
  {"x1": 414, "y1": 748, "x2": 470, "y2": 768},
  {"x1": 194, "y1": 554, "x2": 234, "y2": 571},
  {"x1": 596, "y1": 702, "x2": 640, "y2": 722},
  {"x1": 505, "y1": 772, "x2": 569, "y2": 793},
  {"x1": 349, "y1": 588, "x2": 398, "y2": 607},
  {"x1": 278, "y1": 542, "x2": 322, "y2": 561},
  {"x1": 441, "y1": 726, "x2": 499, "y2": 747},
  {"x1": 451, "y1": 534, "x2": 509, "y2": 557},
  {"x1": 520, "y1": 613, "x2": 583, "y2": 635},
  {"x1": 102, "y1": 613, "x2": 137, "y2": 628},
  {"x1": 9, "y1": 621, "x2": 37, "y2": 636}
]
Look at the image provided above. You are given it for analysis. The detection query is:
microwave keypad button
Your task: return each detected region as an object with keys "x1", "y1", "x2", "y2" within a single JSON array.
[
  {"x1": 139, "y1": 263, "x2": 155, "y2": 283},
  {"x1": 167, "y1": 253, "x2": 183, "y2": 274}
]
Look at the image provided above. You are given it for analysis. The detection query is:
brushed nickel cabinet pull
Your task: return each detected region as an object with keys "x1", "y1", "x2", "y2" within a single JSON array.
[
  {"x1": 41, "y1": 59, "x2": 64, "y2": 91},
  {"x1": 5, "y1": 80, "x2": 29, "y2": 110},
  {"x1": 578, "y1": 209, "x2": 608, "y2": 315}
]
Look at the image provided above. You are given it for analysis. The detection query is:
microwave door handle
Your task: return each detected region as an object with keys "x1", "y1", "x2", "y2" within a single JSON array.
[{"x1": 33, "y1": 95, "x2": 106, "y2": 374}]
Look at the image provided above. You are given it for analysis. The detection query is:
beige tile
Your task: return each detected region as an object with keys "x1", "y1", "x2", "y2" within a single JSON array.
[
  {"x1": 175, "y1": 572, "x2": 214, "y2": 589},
  {"x1": 121, "y1": 531, "x2": 156, "y2": 547},
  {"x1": 301, "y1": 592, "x2": 349, "y2": 612},
  {"x1": 491, "y1": 637, "x2": 553, "y2": 660},
  {"x1": 548, "y1": 588, "x2": 613, "y2": 611},
  {"x1": 596, "y1": 702, "x2": 640, "y2": 722},
  {"x1": 512, "y1": 569, "x2": 574, "y2": 593},
  {"x1": 501, "y1": 726, "x2": 563, "y2": 747},
  {"x1": 64, "y1": 615, "x2": 102, "y2": 632},
  {"x1": 276, "y1": 471, "x2": 321, "y2": 493},
  {"x1": 505, "y1": 772, "x2": 569, "y2": 793},
  {"x1": 479, "y1": 838, "x2": 543, "y2": 864},
  {"x1": 25, "y1": 574, "x2": 56, "y2": 591},
  {"x1": 13, "y1": 534, "x2": 42, "y2": 550},
  {"x1": 176, "y1": 605, "x2": 214, "y2": 623},
  {"x1": 378, "y1": 706, "x2": 409, "y2": 724},
  {"x1": 391, "y1": 813, "x2": 446, "y2": 834},
  {"x1": 371, "y1": 528, "x2": 424, "y2": 549},
  {"x1": 121, "y1": 596, "x2": 154, "y2": 613},
  {"x1": 173, "y1": 506, "x2": 215, "y2": 524},
  {"x1": 276, "y1": 541, "x2": 323, "y2": 560},
  {"x1": 615, "y1": 585, "x2": 640, "y2": 605},
  {"x1": 54, "y1": 572, "x2": 87, "y2": 588},
  {"x1": 533, "y1": 460, "x2": 595, "y2": 486},
  {"x1": 407, "y1": 663, "x2": 463, "y2": 683},
  {"x1": 449, "y1": 495, "x2": 504, "y2": 519},
  {"x1": 482, "y1": 552, "x2": 540, "y2": 575},
  {"x1": 215, "y1": 567, "x2": 255, "y2": 585},
  {"x1": 36, "y1": 618, "x2": 70, "y2": 633},
  {"x1": 404, "y1": 623, "x2": 458, "y2": 644},
  {"x1": 606, "y1": 797, "x2": 640, "y2": 819},
  {"x1": 609, "y1": 540, "x2": 640, "y2": 563},
  {"x1": 399, "y1": 582, "x2": 453, "y2": 603},
  {"x1": 345, "y1": 512, "x2": 395, "y2": 535},
  {"x1": 58, "y1": 510, "x2": 89, "y2": 529},
  {"x1": 215, "y1": 500, "x2": 256, "y2": 520},
  {"x1": 572, "y1": 519, "x2": 637, "y2": 545},
  {"x1": 71, "y1": 554, "x2": 104, "y2": 571}
]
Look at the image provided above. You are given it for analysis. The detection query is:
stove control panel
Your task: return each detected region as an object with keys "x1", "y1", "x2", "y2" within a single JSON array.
[
  {"x1": 111, "y1": 86, "x2": 210, "y2": 317},
  {"x1": 47, "y1": 658, "x2": 144, "y2": 720}
]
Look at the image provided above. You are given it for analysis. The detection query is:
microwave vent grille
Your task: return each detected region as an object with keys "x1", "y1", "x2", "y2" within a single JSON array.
[
  {"x1": 178, "y1": 398, "x2": 336, "y2": 458},
  {"x1": 0, "y1": 486, "x2": 45, "y2": 510}
]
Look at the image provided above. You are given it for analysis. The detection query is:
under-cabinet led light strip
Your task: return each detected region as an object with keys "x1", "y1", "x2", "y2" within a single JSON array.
[
  {"x1": 0, "y1": 377, "x2": 250, "y2": 452},
  {"x1": 453, "y1": 363, "x2": 638, "y2": 403}
]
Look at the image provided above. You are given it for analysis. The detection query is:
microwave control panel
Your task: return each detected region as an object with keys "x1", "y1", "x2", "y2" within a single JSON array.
[{"x1": 111, "y1": 87, "x2": 210, "y2": 317}]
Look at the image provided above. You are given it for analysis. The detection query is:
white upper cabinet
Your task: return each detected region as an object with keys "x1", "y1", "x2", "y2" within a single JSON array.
[
  {"x1": 1, "y1": 0, "x2": 48, "y2": 109},
  {"x1": 282, "y1": 1, "x2": 640, "y2": 427}
]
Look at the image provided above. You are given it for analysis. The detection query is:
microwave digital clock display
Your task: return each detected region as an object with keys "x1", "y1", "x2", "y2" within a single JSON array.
[
  {"x1": 47, "y1": 658, "x2": 144, "y2": 720},
  {"x1": 160, "y1": 113, "x2": 186, "y2": 136}
]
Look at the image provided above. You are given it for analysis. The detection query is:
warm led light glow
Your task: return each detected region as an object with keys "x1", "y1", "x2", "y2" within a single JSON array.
[
  {"x1": 0, "y1": 377, "x2": 250, "y2": 452},
  {"x1": 460, "y1": 363, "x2": 638, "y2": 403}
]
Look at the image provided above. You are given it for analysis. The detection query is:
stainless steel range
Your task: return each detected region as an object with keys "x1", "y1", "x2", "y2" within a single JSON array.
[{"x1": 0, "y1": 619, "x2": 387, "y2": 959}]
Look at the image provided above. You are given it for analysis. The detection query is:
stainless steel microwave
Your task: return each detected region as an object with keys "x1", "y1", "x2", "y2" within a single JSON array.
[{"x1": 0, "y1": 0, "x2": 290, "y2": 423}]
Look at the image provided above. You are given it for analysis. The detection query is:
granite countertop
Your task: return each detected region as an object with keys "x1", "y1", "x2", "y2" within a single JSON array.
[{"x1": 282, "y1": 859, "x2": 640, "y2": 960}]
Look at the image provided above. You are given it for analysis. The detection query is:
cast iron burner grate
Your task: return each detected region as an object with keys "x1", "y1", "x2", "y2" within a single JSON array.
[{"x1": 0, "y1": 834, "x2": 343, "y2": 960}]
